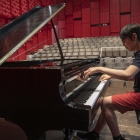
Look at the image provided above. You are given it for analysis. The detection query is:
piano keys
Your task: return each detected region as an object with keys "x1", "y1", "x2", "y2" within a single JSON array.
[{"x1": 0, "y1": 3, "x2": 109, "y2": 140}]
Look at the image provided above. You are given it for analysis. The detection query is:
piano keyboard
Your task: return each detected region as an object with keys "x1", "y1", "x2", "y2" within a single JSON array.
[{"x1": 72, "y1": 76, "x2": 108, "y2": 109}]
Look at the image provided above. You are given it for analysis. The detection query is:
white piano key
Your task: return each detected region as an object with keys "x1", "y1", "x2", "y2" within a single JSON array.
[{"x1": 84, "y1": 80, "x2": 108, "y2": 109}]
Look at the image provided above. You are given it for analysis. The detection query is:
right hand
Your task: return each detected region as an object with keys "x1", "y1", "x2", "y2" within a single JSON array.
[{"x1": 99, "y1": 74, "x2": 112, "y2": 81}]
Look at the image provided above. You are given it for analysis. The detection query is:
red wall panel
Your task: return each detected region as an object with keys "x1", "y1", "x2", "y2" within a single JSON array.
[
  {"x1": 65, "y1": 2, "x2": 73, "y2": 15},
  {"x1": 131, "y1": 16, "x2": 139, "y2": 24},
  {"x1": 101, "y1": 26, "x2": 110, "y2": 36},
  {"x1": 90, "y1": 1, "x2": 99, "y2": 9},
  {"x1": 8, "y1": 52, "x2": 19, "y2": 61},
  {"x1": 18, "y1": 45, "x2": 26, "y2": 60},
  {"x1": 110, "y1": 13, "x2": 120, "y2": 32},
  {"x1": 73, "y1": 11, "x2": 81, "y2": 18},
  {"x1": 110, "y1": 0, "x2": 119, "y2": 13},
  {"x1": 100, "y1": 0, "x2": 109, "y2": 12},
  {"x1": 91, "y1": 8, "x2": 100, "y2": 24},
  {"x1": 38, "y1": 30, "x2": 44, "y2": 49},
  {"x1": 58, "y1": 20, "x2": 66, "y2": 28},
  {"x1": 26, "y1": 40, "x2": 33, "y2": 53},
  {"x1": 32, "y1": 34, "x2": 38, "y2": 52},
  {"x1": 66, "y1": 15, "x2": 73, "y2": 23},
  {"x1": 110, "y1": 32, "x2": 119, "y2": 36},
  {"x1": 120, "y1": 0, "x2": 130, "y2": 13},
  {"x1": 131, "y1": 0, "x2": 140, "y2": 16},
  {"x1": 66, "y1": 23, "x2": 74, "y2": 37},
  {"x1": 100, "y1": 12, "x2": 109, "y2": 23},
  {"x1": 82, "y1": 23, "x2": 90, "y2": 37},
  {"x1": 91, "y1": 26, "x2": 100, "y2": 37},
  {"x1": 43, "y1": 29, "x2": 48, "y2": 45},
  {"x1": 74, "y1": 20, "x2": 82, "y2": 37},
  {"x1": 121, "y1": 14, "x2": 131, "y2": 28},
  {"x1": 82, "y1": 0, "x2": 90, "y2": 8},
  {"x1": 58, "y1": 28, "x2": 66, "y2": 39},
  {"x1": 82, "y1": 8, "x2": 90, "y2": 23}
]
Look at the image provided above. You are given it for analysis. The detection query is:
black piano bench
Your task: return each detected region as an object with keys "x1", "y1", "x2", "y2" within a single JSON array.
[{"x1": 135, "y1": 110, "x2": 140, "y2": 124}]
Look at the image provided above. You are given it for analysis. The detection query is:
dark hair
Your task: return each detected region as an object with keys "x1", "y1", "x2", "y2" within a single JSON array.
[{"x1": 120, "y1": 23, "x2": 140, "y2": 42}]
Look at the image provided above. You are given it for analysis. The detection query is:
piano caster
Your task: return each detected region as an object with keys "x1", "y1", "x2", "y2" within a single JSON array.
[{"x1": 63, "y1": 129, "x2": 74, "y2": 140}]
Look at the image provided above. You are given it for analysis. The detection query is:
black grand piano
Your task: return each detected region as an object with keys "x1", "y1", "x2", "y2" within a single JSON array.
[{"x1": 0, "y1": 3, "x2": 109, "y2": 140}]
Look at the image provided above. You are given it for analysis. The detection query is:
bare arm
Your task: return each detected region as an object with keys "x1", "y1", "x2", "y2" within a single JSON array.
[{"x1": 84, "y1": 65, "x2": 140, "y2": 81}]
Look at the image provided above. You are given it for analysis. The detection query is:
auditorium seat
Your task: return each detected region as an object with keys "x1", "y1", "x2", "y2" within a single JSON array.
[
  {"x1": 105, "y1": 47, "x2": 113, "y2": 57},
  {"x1": 120, "y1": 47, "x2": 127, "y2": 57},
  {"x1": 112, "y1": 47, "x2": 120, "y2": 57},
  {"x1": 110, "y1": 79, "x2": 125, "y2": 88}
]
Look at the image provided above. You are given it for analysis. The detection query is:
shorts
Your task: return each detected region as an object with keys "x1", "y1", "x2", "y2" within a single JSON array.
[{"x1": 112, "y1": 91, "x2": 140, "y2": 114}]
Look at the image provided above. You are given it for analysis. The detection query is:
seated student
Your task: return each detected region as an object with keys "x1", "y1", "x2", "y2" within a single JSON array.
[{"x1": 76, "y1": 23, "x2": 140, "y2": 140}]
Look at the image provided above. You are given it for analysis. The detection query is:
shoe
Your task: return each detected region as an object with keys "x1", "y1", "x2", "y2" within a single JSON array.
[
  {"x1": 75, "y1": 131, "x2": 99, "y2": 140},
  {"x1": 121, "y1": 135, "x2": 131, "y2": 140}
]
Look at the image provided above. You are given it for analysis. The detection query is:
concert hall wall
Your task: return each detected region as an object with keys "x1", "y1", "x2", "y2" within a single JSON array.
[{"x1": 0, "y1": 0, "x2": 140, "y2": 61}]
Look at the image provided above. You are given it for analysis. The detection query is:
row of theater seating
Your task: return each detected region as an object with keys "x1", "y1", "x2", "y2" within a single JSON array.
[
  {"x1": 109, "y1": 79, "x2": 133, "y2": 89},
  {"x1": 101, "y1": 47, "x2": 134, "y2": 57},
  {"x1": 27, "y1": 36, "x2": 134, "y2": 63},
  {"x1": 100, "y1": 57, "x2": 134, "y2": 69}
]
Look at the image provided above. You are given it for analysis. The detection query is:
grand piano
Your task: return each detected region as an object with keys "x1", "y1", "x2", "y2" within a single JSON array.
[{"x1": 0, "y1": 3, "x2": 109, "y2": 140}]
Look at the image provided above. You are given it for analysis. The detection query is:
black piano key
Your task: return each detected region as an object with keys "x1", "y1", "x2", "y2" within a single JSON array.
[{"x1": 73, "y1": 77, "x2": 101, "y2": 104}]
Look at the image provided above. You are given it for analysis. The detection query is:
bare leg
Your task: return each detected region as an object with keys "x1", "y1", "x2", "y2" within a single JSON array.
[
  {"x1": 101, "y1": 96, "x2": 120, "y2": 137},
  {"x1": 93, "y1": 111, "x2": 106, "y2": 133}
]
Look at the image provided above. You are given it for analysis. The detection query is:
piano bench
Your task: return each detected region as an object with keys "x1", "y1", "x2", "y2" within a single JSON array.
[{"x1": 135, "y1": 110, "x2": 140, "y2": 124}]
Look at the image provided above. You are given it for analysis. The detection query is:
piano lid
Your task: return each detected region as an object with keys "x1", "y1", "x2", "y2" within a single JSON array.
[{"x1": 0, "y1": 3, "x2": 65, "y2": 66}]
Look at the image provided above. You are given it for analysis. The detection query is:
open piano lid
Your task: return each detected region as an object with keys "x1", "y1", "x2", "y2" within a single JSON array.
[{"x1": 0, "y1": 3, "x2": 65, "y2": 66}]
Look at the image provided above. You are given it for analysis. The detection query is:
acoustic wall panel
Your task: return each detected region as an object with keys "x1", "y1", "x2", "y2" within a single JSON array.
[
  {"x1": 82, "y1": 8, "x2": 90, "y2": 23},
  {"x1": 91, "y1": 26, "x2": 100, "y2": 37},
  {"x1": 32, "y1": 34, "x2": 38, "y2": 52},
  {"x1": 25, "y1": 41, "x2": 33, "y2": 54},
  {"x1": 74, "y1": 20, "x2": 82, "y2": 37},
  {"x1": 8, "y1": 52, "x2": 19, "y2": 61},
  {"x1": 73, "y1": 11, "x2": 81, "y2": 18},
  {"x1": 100, "y1": 0, "x2": 109, "y2": 12},
  {"x1": 21, "y1": 0, "x2": 28, "y2": 15},
  {"x1": 131, "y1": 16, "x2": 139, "y2": 23},
  {"x1": 0, "y1": 0, "x2": 12, "y2": 18},
  {"x1": 18, "y1": 45, "x2": 26, "y2": 60},
  {"x1": 110, "y1": 0, "x2": 119, "y2": 14},
  {"x1": 131, "y1": 0, "x2": 140, "y2": 16},
  {"x1": 37, "y1": 30, "x2": 44, "y2": 49},
  {"x1": 100, "y1": 12, "x2": 109, "y2": 23},
  {"x1": 91, "y1": 8, "x2": 100, "y2": 24},
  {"x1": 58, "y1": 20, "x2": 66, "y2": 28},
  {"x1": 58, "y1": 28, "x2": 66, "y2": 39},
  {"x1": 43, "y1": 29, "x2": 48, "y2": 45},
  {"x1": 110, "y1": 13, "x2": 120, "y2": 32},
  {"x1": 110, "y1": 32, "x2": 119, "y2": 36},
  {"x1": 58, "y1": 9, "x2": 65, "y2": 20},
  {"x1": 82, "y1": 23, "x2": 90, "y2": 37},
  {"x1": 66, "y1": 23, "x2": 74, "y2": 37},
  {"x1": 82, "y1": 0, "x2": 90, "y2": 8},
  {"x1": 120, "y1": 0, "x2": 130, "y2": 13},
  {"x1": 28, "y1": 0, "x2": 35, "y2": 10},
  {"x1": 65, "y1": 2, "x2": 73, "y2": 15},
  {"x1": 121, "y1": 14, "x2": 130, "y2": 28},
  {"x1": 66, "y1": 15, "x2": 73, "y2": 23},
  {"x1": 11, "y1": 0, "x2": 21, "y2": 18},
  {"x1": 90, "y1": 1, "x2": 99, "y2": 9},
  {"x1": 101, "y1": 26, "x2": 110, "y2": 36}
]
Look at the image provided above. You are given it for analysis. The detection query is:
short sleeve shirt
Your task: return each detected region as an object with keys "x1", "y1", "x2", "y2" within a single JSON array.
[{"x1": 132, "y1": 50, "x2": 140, "y2": 92}]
